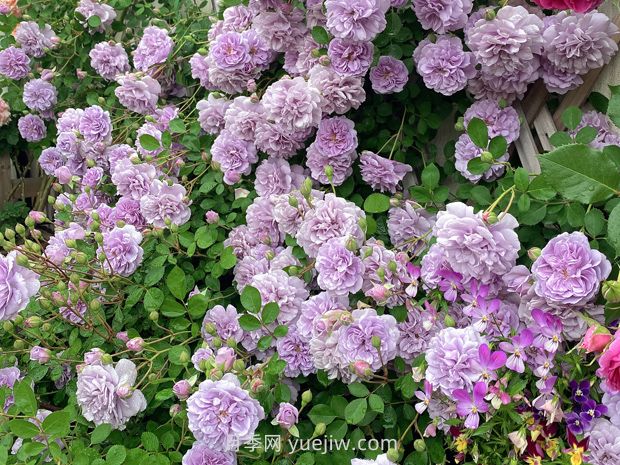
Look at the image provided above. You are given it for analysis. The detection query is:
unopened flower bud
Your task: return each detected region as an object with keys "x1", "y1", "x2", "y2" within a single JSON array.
[
  {"x1": 386, "y1": 448, "x2": 400, "y2": 462},
  {"x1": 483, "y1": 211, "x2": 498, "y2": 224},
  {"x1": 300, "y1": 177, "x2": 313, "y2": 198},
  {"x1": 215, "y1": 347, "x2": 236, "y2": 371},
  {"x1": 2, "y1": 321, "x2": 13, "y2": 332},
  {"x1": 527, "y1": 247, "x2": 541, "y2": 261},
  {"x1": 250, "y1": 378, "x2": 264, "y2": 393},
  {"x1": 324, "y1": 164, "x2": 334, "y2": 181},
  {"x1": 602, "y1": 280, "x2": 620, "y2": 303},
  {"x1": 13, "y1": 340, "x2": 25, "y2": 350},
  {"x1": 414, "y1": 439, "x2": 426, "y2": 451},
  {"x1": 14, "y1": 224, "x2": 25, "y2": 236},
  {"x1": 444, "y1": 314, "x2": 456, "y2": 327},
  {"x1": 485, "y1": 8, "x2": 496, "y2": 20},
  {"x1": 149, "y1": 311, "x2": 159, "y2": 321},
  {"x1": 318, "y1": 55, "x2": 330, "y2": 66},
  {"x1": 301, "y1": 390, "x2": 313, "y2": 406},
  {"x1": 232, "y1": 359, "x2": 245, "y2": 372},
  {"x1": 480, "y1": 151, "x2": 494, "y2": 164},
  {"x1": 203, "y1": 323, "x2": 217, "y2": 336},
  {"x1": 288, "y1": 195, "x2": 299, "y2": 208},
  {"x1": 179, "y1": 349, "x2": 191, "y2": 364},
  {"x1": 29, "y1": 346, "x2": 51, "y2": 363},
  {"x1": 15, "y1": 254, "x2": 29, "y2": 267},
  {"x1": 24, "y1": 316, "x2": 42, "y2": 328},
  {"x1": 205, "y1": 210, "x2": 219, "y2": 224},
  {"x1": 173, "y1": 380, "x2": 191, "y2": 400},
  {"x1": 454, "y1": 117, "x2": 465, "y2": 131},
  {"x1": 41, "y1": 323, "x2": 51, "y2": 332},
  {"x1": 314, "y1": 423, "x2": 326, "y2": 436},
  {"x1": 126, "y1": 337, "x2": 144, "y2": 352},
  {"x1": 346, "y1": 237, "x2": 358, "y2": 252},
  {"x1": 169, "y1": 404, "x2": 182, "y2": 416},
  {"x1": 352, "y1": 360, "x2": 372, "y2": 378},
  {"x1": 116, "y1": 331, "x2": 129, "y2": 343}
]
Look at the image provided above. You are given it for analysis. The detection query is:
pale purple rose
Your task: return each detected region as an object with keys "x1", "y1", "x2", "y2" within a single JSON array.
[
  {"x1": 30, "y1": 346, "x2": 51, "y2": 363},
  {"x1": 328, "y1": 39, "x2": 374, "y2": 76},
  {"x1": 412, "y1": 0, "x2": 472, "y2": 33},
  {"x1": 296, "y1": 292, "x2": 349, "y2": 340},
  {"x1": 325, "y1": 0, "x2": 390, "y2": 41},
  {"x1": 369, "y1": 56, "x2": 409, "y2": 94},
  {"x1": 275, "y1": 402, "x2": 299, "y2": 429},
  {"x1": 262, "y1": 76, "x2": 322, "y2": 131},
  {"x1": 39, "y1": 148, "x2": 66, "y2": 176},
  {"x1": 335, "y1": 308, "x2": 400, "y2": 379},
  {"x1": 250, "y1": 270, "x2": 309, "y2": 324},
  {"x1": 14, "y1": 22, "x2": 57, "y2": 58},
  {"x1": 133, "y1": 26, "x2": 174, "y2": 72},
  {"x1": 0, "y1": 46, "x2": 30, "y2": 80},
  {"x1": 308, "y1": 65, "x2": 366, "y2": 114},
  {"x1": 214, "y1": 347, "x2": 236, "y2": 371},
  {"x1": 105, "y1": 144, "x2": 135, "y2": 173},
  {"x1": 197, "y1": 95, "x2": 232, "y2": 135},
  {"x1": 316, "y1": 237, "x2": 365, "y2": 295},
  {"x1": 140, "y1": 180, "x2": 191, "y2": 228},
  {"x1": 202, "y1": 304, "x2": 243, "y2": 345},
  {"x1": 111, "y1": 159, "x2": 157, "y2": 200},
  {"x1": 272, "y1": 191, "x2": 322, "y2": 237},
  {"x1": 387, "y1": 201, "x2": 435, "y2": 256},
  {"x1": 543, "y1": 11, "x2": 618, "y2": 76},
  {"x1": 222, "y1": 5, "x2": 253, "y2": 32},
  {"x1": 89, "y1": 41, "x2": 130, "y2": 80},
  {"x1": 211, "y1": 130, "x2": 258, "y2": 184},
  {"x1": 192, "y1": 347, "x2": 214, "y2": 372},
  {"x1": 314, "y1": 117, "x2": 358, "y2": 156},
  {"x1": 532, "y1": 232, "x2": 611, "y2": 306},
  {"x1": 115, "y1": 74, "x2": 161, "y2": 114},
  {"x1": 59, "y1": 299, "x2": 87, "y2": 325},
  {"x1": 360, "y1": 151, "x2": 412, "y2": 193},
  {"x1": 182, "y1": 442, "x2": 237, "y2": 465},
  {"x1": 57, "y1": 108, "x2": 83, "y2": 132},
  {"x1": 76, "y1": 0, "x2": 117, "y2": 33},
  {"x1": 254, "y1": 158, "x2": 299, "y2": 197},
  {"x1": 588, "y1": 419, "x2": 620, "y2": 465},
  {"x1": 398, "y1": 304, "x2": 444, "y2": 362},
  {"x1": 297, "y1": 193, "x2": 365, "y2": 257},
  {"x1": 22, "y1": 79, "x2": 57, "y2": 112},
  {"x1": 454, "y1": 134, "x2": 508, "y2": 183},
  {"x1": 541, "y1": 57, "x2": 584, "y2": 95},
  {"x1": 433, "y1": 202, "x2": 520, "y2": 286},
  {"x1": 79, "y1": 105, "x2": 112, "y2": 143},
  {"x1": 463, "y1": 100, "x2": 521, "y2": 143},
  {"x1": 18, "y1": 114, "x2": 46, "y2": 142},
  {"x1": 426, "y1": 326, "x2": 485, "y2": 396},
  {"x1": 253, "y1": 8, "x2": 307, "y2": 53},
  {"x1": 186, "y1": 374, "x2": 264, "y2": 451},
  {"x1": 255, "y1": 121, "x2": 312, "y2": 159},
  {"x1": 306, "y1": 141, "x2": 356, "y2": 186},
  {"x1": 413, "y1": 36, "x2": 476, "y2": 96},
  {"x1": 82, "y1": 167, "x2": 104, "y2": 188},
  {"x1": 44, "y1": 223, "x2": 86, "y2": 265},
  {"x1": 0, "y1": 252, "x2": 39, "y2": 321},
  {"x1": 76, "y1": 358, "x2": 147, "y2": 430},
  {"x1": 210, "y1": 32, "x2": 250, "y2": 71},
  {"x1": 223, "y1": 96, "x2": 264, "y2": 141},
  {"x1": 205, "y1": 210, "x2": 219, "y2": 225},
  {"x1": 100, "y1": 225, "x2": 144, "y2": 277},
  {"x1": 111, "y1": 197, "x2": 146, "y2": 231},
  {"x1": 276, "y1": 329, "x2": 315, "y2": 377}
]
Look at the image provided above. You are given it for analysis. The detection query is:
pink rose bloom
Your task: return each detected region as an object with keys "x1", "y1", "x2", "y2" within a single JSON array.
[
  {"x1": 532, "y1": 0, "x2": 602, "y2": 13},
  {"x1": 582, "y1": 325, "x2": 612, "y2": 353},
  {"x1": 598, "y1": 336, "x2": 620, "y2": 392}
]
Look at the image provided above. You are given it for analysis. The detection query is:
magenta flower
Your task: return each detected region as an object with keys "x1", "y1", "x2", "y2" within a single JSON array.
[
  {"x1": 414, "y1": 380, "x2": 433, "y2": 414},
  {"x1": 437, "y1": 269, "x2": 463, "y2": 302},
  {"x1": 531, "y1": 308, "x2": 563, "y2": 353},
  {"x1": 500, "y1": 329, "x2": 534, "y2": 374},
  {"x1": 473, "y1": 344, "x2": 506, "y2": 383},
  {"x1": 469, "y1": 297, "x2": 500, "y2": 333},
  {"x1": 453, "y1": 381, "x2": 489, "y2": 429}
]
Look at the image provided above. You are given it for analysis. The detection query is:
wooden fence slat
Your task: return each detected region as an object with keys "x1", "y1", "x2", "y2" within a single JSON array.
[
  {"x1": 0, "y1": 154, "x2": 11, "y2": 205},
  {"x1": 532, "y1": 106, "x2": 558, "y2": 152},
  {"x1": 514, "y1": 103, "x2": 542, "y2": 175}
]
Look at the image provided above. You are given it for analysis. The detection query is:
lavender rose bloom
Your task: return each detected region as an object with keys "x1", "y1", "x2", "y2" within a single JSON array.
[
  {"x1": 76, "y1": 358, "x2": 146, "y2": 430},
  {"x1": 115, "y1": 74, "x2": 161, "y2": 115},
  {"x1": 412, "y1": 0, "x2": 472, "y2": 33},
  {"x1": 201, "y1": 304, "x2": 243, "y2": 345},
  {"x1": 133, "y1": 26, "x2": 174, "y2": 72},
  {"x1": 100, "y1": 225, "x2": 144, "y2": 277},
  {"x1": 433, "y1": 202, "x2": 520, "y2": 285},
  {"x1": 387, "y1": 201, "x2": 436, "y2": 256},
  {"x1": 254, "y1": 158, "x2": 300, "y2": 197},
  {"x1": 18, "y1": 114, "x2": 46, "y2": 142},
  {"x1": 210, "y1": 32, "x2": 250, "y2": 71},
  {"x1": 197, "y1": 94, "x2": 232, "y2": 135},
  {"x1": 79, "y1": 105, "x2": 112, "y2": 143},
  {"x1": 369, "y1": 56, "x2": 409, "y2": 94},
  {"x1": 262, "y1": 76, "x2": 322, "y2": 131},
  {"x1": 360, "y1": 151, "x2": 412, "y2": 193},
  {"x1": 315, "y1": 117, "x2": 358, "y2": 155},
  {"x1": 0, "y1": 252, "x2": 40, "y2": 321},
  {"x1": 316, "y1": 237, "x2": 365, "y2": 295},
  {"x1": 0, "y1": 46, "x2": 30, "y2": 80},
  {"x1": 275, "y1": 403, "x2": 299, "y2": 429},
  {"x1": 111, "y1": 197, "x2": 146, "y2": 231},
  {"x1": 251, "y1": 270, "x2": 309, "y2": 324},
  {"x1": 187, "y1": 374, "x2": 264, "y2": 451},
  {"x1": 532, "y1": 232, "x2": 611, "y2": 306},
  {"x1": 39, "y1": 148, "x2": 66, "y2": 176},
  {"x1": 325, "y1": 0, "x2": 390, "y2": 41},
  {"x1": 140, "y1": 180, "x2": 192, "y2": 228},
  {"x1": 463, "y1": 100, "x2": 521, "y2": 143},
  {"x1": 454, "y1": 134, "x2": 509, "y2": 183},
  {"x1": 111, "y1": 159, "x2": 157, "y2": 200},
  {"x1": 588, "y1": 419, "x2": 620, "y2": 465},
  {"x1": 306, "y1": 141, "x2": 356, "y2": 186},
  {"x1": 413, "y1": 36, "x2": 476, "y2": 96},
  {"x1": 308, "y1": 65, "x2": 366, "y2": 114},
  {"x1": 276, "y1": 330, "x2": 315, "y2": 377},
  {"x1": 426, "y1": 327, "x2": 485, "y2": 396},
  {"x1": 14, "y1": 22, "x2": 57, "y2": 58},
  {"x1": 89, "y1": 42, "x2": 130, "y2": 80},
  {"x1": 328, "y1": 39, "x2": 374, "y2": 76},
  {"x1": 297, "y1": 193, "x2": 365, "y2": 257},
  {"x1": 182, "y1": 442, "x2": 237, "y2": 465},
  {"x1": 211, "y1": 130, "x2": 258, "y2": 185},
  {"x1": 76, "y1": 0, "x2": 117, "y2": 33}
]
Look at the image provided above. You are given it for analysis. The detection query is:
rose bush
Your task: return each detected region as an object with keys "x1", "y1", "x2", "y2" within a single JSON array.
[{"x1": 0, "y1": 1, "x2": 620, "y2": 465}]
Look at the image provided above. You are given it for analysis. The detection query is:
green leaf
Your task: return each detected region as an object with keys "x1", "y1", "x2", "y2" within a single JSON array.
[
  {"x1": 348, "y1": 383, "x2": 370, "y2": 398},
  {"x1": 168, "y1": 346, "x2": 190, "y2": 366},
  {"x1": 576, "y1": 126, "x2": 598, "y2": 145},
  {"x1": 8, "y1": 419, "x2": 40, "y2": 438},
  {"x1": 87, "y1": 15, "x2": 102, "y2": 28},
  {"x1": 344, "y1": 398, "x2": 367, "y2": 425},
  {"x1": 273, "y1": 325, "x2": 288, "y2": 338},
  {"x1": 467, "y1": 117, "x2": 488, "y2": 148},
  {"x1": 241, "y1": 286, "x2": 262, "y2": 313},
  {"x1": 561, "y1": 106, "x2": 582, "y2": 130},
  {"x1": 311, "y1": 26, "x2": 330, "y2": 44},
  {"x1": 308, "y1": 404, "x2": 336, "y2": 426},
  {"x1": 514, "y1": 167, "x2": 530, "y2": 192},
  {"x1": 169, "y1": 119, "x2": 186, "y2": 133},
  {"x1": 160, "y1": 296, "x2": 185, "y2": 318},
  {"x1": 238, "y1": 314, "x2": 261, "y2": 331},
  {"x1": 607, "y1": 203, "x2": 620, "y2": 255},
  {"x1": 467, "y1": 158, "x2": 491, "y2": 175},
  {"x1": 195, "y1": 226, "x2": 217, "y2": 249},
  {"x1": 139, "y1": 134, "x2": 161, "y2": 151},
  {"x1": 549, "y1": 131, "x2": 573, "y2": 147},
  {"x1": 584, "y1": 208, "x2": 606, "y2": 237},
  {"x1": 166, "y1": 266, "x2": 187, "y2": 300},
  {"x1": 421, "y1": 163, "x2": 439, "y2": 189},
  {"x1": 42, "y1": 410, "x2": 71, "y2": 438},
  {"x1": 91, "y1": 424, "x2": 112, "y2": 445},
  {"x1": 368, "y1": 394, "x2": 384, "y2": 413},
  {"x1": 13, "y1": 380, "x2": 37, "y2": 416},
  {"x1": 257, "y1": 335, "x2": 273, "y2": 351},
  {"x1": 607, "y1": 85, "x2": 620, "y2": 128},
  {"x1": 539, "y1": 144, "x2": 620, "y2": 204},
  {"x1": 261, "y1": 302, "x2": 280, "y2": 325},
  {"x1": 520, "y1": 204, "x2": 547, "y2": 226},
  {"x1": 488, "y1": 136, "x2": 507, "y2": 158},
  {"x1": 141, "y1": 432, "x2": 159, "y2": 452},
  {"x1": 106, "y1": 444, "x2": 127, "y2": 465},
  {"x1": 144, "y1": 288, "x2": 165, "y2": 311},
  {"x1": 220, "y1": 246, "x2": 237, "y2": 270},
  {"x1": 363, "y1": 193, "x2": 391, "y2": 213}
]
